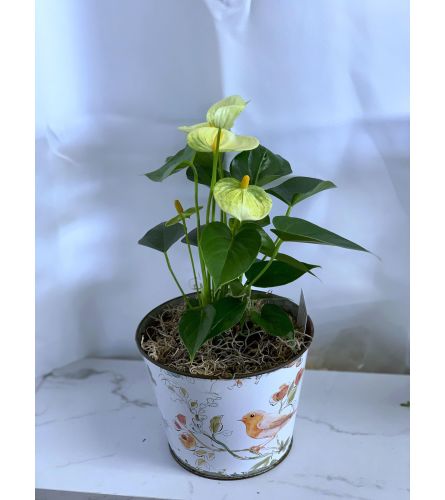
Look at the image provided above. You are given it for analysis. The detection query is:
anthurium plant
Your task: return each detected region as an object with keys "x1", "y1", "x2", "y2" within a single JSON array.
[{"x1": 139, "y1": 96, "x2": 368, "y2": 360}]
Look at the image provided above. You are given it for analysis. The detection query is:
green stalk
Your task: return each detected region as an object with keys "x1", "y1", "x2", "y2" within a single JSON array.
[
  {"x1": 180, "y1": 216, "x2": 200, "y2": 300},
  {"x1": 244, "y1": 205, "x2": 293, "y2": 290},
  {"x1": 185, "y1": 161, "x2": 210, "y2": 305},
  {"x1": 184, "y1": 163, "x2": 202, "y2": 239},
  {"x1": 163, "y1": 251, "x2": 190, "y2": 307},
  {"x1": 218, "y1": 153, "x2": 226, "y2": 223},
  {"x1": 211, "y1": 196, "x2": 216, "y2": 221},
  {"x1": 205, "y1": 128, "x2": 222, "y2": 225}
]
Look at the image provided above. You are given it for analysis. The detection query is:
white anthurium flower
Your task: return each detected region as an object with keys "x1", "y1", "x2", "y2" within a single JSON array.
[
  {"x1": 177, "y1": 122, "x2": 209, "y2": 133},
  {"x1": 214, "y1": 175, "x2": 273, "y2": 222},
  {"x1": 179, "y1": 95, "x2": 248, "y2": 132},
  {"x1": 187, "y1": 126, "x2": 259, "y2": 153},
  {"x1": 206, "y1": 95, "x2": 248, "y2": 130}
]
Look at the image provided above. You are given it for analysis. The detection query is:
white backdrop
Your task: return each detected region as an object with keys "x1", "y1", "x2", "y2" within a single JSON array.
[{"x1": 36, "y1": 0, "x2": 409, "y2": 377}]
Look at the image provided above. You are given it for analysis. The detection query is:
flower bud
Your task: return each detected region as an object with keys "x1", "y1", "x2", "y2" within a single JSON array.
[{"x1": 174, "y1": 200, "x2": 184, "y2": 214}]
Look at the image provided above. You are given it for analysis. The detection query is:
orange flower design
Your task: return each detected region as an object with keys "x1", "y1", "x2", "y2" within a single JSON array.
[
  {"x1": 176, "y1": 414, "x2": 186, "y2": 426},
  {"x1": 179, "y1": 432, "x2": 196, "y2": 449},
  {"x1": 174, "y1": 413, "x2": 186, "y2": 430},
  {"x1": 272, "y1": 384, "x2": 289, "y2": 402},
  {"x1": 295, "y1": 368, "x2": 304, "y2": 386}
]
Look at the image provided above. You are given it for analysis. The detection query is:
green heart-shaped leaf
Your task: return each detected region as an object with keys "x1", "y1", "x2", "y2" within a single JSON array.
[
  {"x1": 245, "y1": 259, "x2": 317, "y2": 287},
  {"x1": 242, "y1": 222, "x2": 275, "y2": 256},
  {"x1": 181, "y1": 225, "x2": 203, "y2": 247},
  {"x1": 201, "y1": 222, "x2": 261, "y2": 287},
  {"x1": 256, "y1": 215, "x2": 271, "y2": 227},
  {"x1": 186, "y1": 152, "x2": 228, "y2": 186},
  {"x1": 272, "y1": 216, "x2": 369, "y2": 252},
  {"x1": 178, "y1": 298, "x2": 246, "y2": 359},
  {"x1": 208, "y1": 297, "x2": 246, "y2": 339},
  {"x1": 228, "y1": 278, "x2": 245, "y2": 297},
  {"x1": 267, "y1": 176, "x2": 336, "y2": 206},
  {"x1": 250, "y1": 304, "x2": 294, "y2": 338},
  {"x1": 275, "y1": 253, "x2": 320, "y2": 277},
  {"x1": 145, "y1": 146, "x2": 195, "y2": 182},
  {"x1": 138, "y1": 222, "x2": 184, "y2": 252},
  {"x1": 179, "y1": 305, "x2": 216, "y2": 361},
  {"x1": 230, "y1": 145, "x2": 292, "y2": 186}
]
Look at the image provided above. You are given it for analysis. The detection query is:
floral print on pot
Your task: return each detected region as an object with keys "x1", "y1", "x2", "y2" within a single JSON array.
[{"x1": 142, "y1": 349, "x2": 308, "y2": 479}]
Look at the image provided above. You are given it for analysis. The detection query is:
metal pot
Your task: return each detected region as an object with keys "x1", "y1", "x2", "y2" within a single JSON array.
[{"x1": 135, "y1": 293, "x2": 314, "y2": 480}]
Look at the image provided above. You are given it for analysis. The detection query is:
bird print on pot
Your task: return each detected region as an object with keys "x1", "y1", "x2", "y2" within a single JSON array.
[{"x1": 239, "y1": 409, "x2": 296, "y2": 450}]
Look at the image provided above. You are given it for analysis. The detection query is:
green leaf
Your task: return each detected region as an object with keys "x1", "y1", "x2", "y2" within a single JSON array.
[
  {"x1": 138, "y1": 222, "x2": 184, "y2": 252},
  {"x1": 256, "y1": 215, "x2": 271, "y2": 227},
  {"x1": 250, "y1": 304, "x2": 294, "y2": 338},
  {"x1": 181, "y1": 226, "x2": 202, "y2": 247},
  {"x1": 230, "y1": 144, "x2": 292, "y2": 186},
  {"x1": 178, "y1": 299, "x2": 246, "y2": 359},
  {"x1": 267, "y1": 176, "x2": 336, "y2": 206},
  {"x1": 201, "y1": 222, "x2": 261, "y2": 288},
  {"x1": 228, "y1": 279, "x2": 245, "y2": 297},
  {"x1": 165, "y1": 206, "x2": 203, "y2": 227},
  {"x1": 208, "y1": 297, "x2": 246, "y2": 339},
  {"x1": 242, "y1": 222, "x2": 275, "y2": 256},
  {"x1": 209, "y1": 415, "x2": 223, "y2": 433},
  {"x1": 186, "y1": 152, "x2": 228, "y2": 186},
  {"x1": 186, "y1": 164, "x2": 212, "y2": 186},
  {"x1": 275, "y1": 253, "x2": 320, "y2": 277},
  {"x1": 245, "y1": 259, "x2": 318, "y2": 287},
  {"x1": 272, "y1": 216, "x2": 369, "y2": 252},
  {"x1": 145, "y1": 146, "x2": 195, "y2": 181},
  {"x1": 179, "y1": 305, "x2": 216, "y2": 360}
]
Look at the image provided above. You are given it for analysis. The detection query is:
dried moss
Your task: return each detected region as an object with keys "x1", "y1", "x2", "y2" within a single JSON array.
[{"x1": 140, "y1": 301, "x2": 311, "y2": 378}]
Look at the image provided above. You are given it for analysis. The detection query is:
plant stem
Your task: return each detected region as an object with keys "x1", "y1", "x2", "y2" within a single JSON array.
[
  {"x1": 185, "y1": 161, "x2": 209, "y2": 305},
  {"x1": 248, "y1": 239, "x2": 283, "y2": 288},
  {"x1": 244, "y1": 205, "x2": 293, "y2": 290},
  {"x1": 201, "y1": 431, "x2": 272, "y2": 461},
  {"x1": 206, "y1": 129, "x2": 222, "y2": 225},
  {"x1": 181, "y1": 216, "x2": 200, "y2": 299},
  {"x1": 185, "y1": 163, "x2": 201, "y2": 239},
  {"x1": 163, "y1": 251, "x2": 190, "y2": 307}
]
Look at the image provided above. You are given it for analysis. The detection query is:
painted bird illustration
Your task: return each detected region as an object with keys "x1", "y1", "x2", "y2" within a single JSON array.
[{"x1": 239, "y1": 409, "x2": 296, "y2": 448}]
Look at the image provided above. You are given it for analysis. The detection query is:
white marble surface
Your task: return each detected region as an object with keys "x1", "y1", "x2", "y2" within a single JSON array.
[{"x1": 36, "y1": 358, "x2": 409, "y2": 500}]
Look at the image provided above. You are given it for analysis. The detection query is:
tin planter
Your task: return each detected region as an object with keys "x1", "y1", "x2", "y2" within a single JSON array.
[{"x1": 135, "y1": 293, "x2": 314, "y2": 480}]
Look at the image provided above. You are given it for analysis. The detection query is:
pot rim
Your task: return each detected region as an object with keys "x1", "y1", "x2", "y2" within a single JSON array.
[{"x1": 135, "y1": 291, "x2": 314, "y2": 381}]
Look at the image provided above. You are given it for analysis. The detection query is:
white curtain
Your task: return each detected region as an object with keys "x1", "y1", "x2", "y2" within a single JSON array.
[{"x1": 36, "y1": 0, "x2": 409, "y2": 376}]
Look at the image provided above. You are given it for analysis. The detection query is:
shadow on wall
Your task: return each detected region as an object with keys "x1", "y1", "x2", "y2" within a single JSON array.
[{"x1": 307, "y1": 299, "x2": 409, "y2": 374}]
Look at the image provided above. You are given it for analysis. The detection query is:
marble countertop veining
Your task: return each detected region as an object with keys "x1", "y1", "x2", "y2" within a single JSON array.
[{"x1": 36, "y1": 358, "x2": 409, "y2": 500}]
